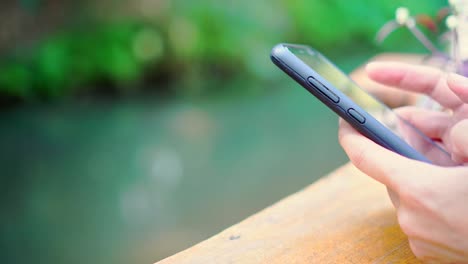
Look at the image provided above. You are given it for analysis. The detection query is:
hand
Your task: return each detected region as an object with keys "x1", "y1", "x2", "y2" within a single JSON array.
[
  {"x1": 340, "y1": 120, "x2": 468, "y2": 262},
  {"x1": 365, "y1": 62, "x2": 468, "y2": 164},
  {"x1": 339, "y1": 62, "x2": 468, "y2": 262}
]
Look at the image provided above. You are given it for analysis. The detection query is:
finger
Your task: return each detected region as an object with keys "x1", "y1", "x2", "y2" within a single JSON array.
[
  {"x1": 447, "y1": 73, "x2": 468, "y2": 104},
  {"x1": 366, "y1": 62, "x2": 464, "y2": 109},
  {"x1": 395, "y1": 106, "x2": 452, "y2": 139},
  {"x1": 449, "y1": 120, "x2": 468, "y2": 164},
  {"x1": 394, "y1": 107, "x2": 456, "y2": 166},
  {"x1": 338, "y1": 119, "x2": 429, "y2": 190},
  {"x1": 350, "y1": 67, "x2": 418, "y2": 107}
]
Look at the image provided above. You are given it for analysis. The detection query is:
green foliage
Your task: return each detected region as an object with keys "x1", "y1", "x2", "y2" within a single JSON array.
[
  {"x1": 0, "y1": 22, "x2": 162, "y2": 98},
  {"x1": 286, "y1": 0, "x2": 445, "y2": 49},
  {"x1": 0, "y1": 0, "x2": 447, "y2": 99},
  {"x1": 0, "y1": 63, "x2": 31, "y2": 96}
]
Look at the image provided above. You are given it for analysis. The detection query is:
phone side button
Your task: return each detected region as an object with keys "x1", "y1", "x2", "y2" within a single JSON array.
[
  {"x1": 307, "y1": 77, "x2": 340, "y2": 103},
  {"x1": 347, "y1": 108, "x2": 366, "y2": 124}
]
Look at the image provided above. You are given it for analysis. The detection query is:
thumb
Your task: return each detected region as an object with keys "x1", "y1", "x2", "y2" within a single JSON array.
[{"x1": 338, "y1": 119, "x2": 431, "y2": 190}]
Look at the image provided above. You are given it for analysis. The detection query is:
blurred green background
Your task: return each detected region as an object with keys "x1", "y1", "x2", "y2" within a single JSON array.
[{"x1": 0, "y1": 0, "x2": 446, "y2": 263}]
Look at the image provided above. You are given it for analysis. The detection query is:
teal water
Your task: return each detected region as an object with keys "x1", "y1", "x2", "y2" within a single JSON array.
[{"x1": 0, "y1": 80, "x2": 348, "y2": 263}]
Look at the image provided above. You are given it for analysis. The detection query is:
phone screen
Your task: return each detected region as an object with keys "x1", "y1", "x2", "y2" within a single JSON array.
[
  {"x1": 288, "y1": 46, "x2": 399, "y2": 127},
  {"x1": 285, "y1": 45, "x2": 452, "y2": 165}
]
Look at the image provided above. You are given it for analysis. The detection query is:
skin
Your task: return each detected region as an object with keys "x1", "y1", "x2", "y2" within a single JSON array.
[
  {"x1": 339, "y1": 62, "x2": 468, "y2": 263},
  {"x1": 349, "y1": 53, "x2": 425, "y2": 108}
]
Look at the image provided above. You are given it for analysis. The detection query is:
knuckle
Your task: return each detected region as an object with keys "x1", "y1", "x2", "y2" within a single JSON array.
[
  {"x1": 397, "y1": 209, "x2": 418, "y2": 237},
  {"x1": 387, "y1": 188, "x2": 400, "y2": 208},
  {"x1": 408, "y1": 239, "x2": 429, "y2": 260},
  {"x1": 350, "y1": 144, "x2": 369, "y2": 170},
  {"x1": 399, "y1": 178, "x2": 437, "y2": 213},
  {"x1": 393, "y1": 166, "x2": 434, "y2": 206},
  {"x1": 381, "y1": 165, "x2": 408, "y2": 194},
  {"x1": 449, "y1": 120, "x2": 468, "y2": 158},
  {"x1": 397, "y1": 181, "x2": 420, "y2": 204}
]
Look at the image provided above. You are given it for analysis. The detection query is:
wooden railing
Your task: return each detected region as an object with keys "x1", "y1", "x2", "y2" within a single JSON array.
[
  {"x1": 156, "y1": 54, "x2": 430, "y2": 263},
  {"x1": 156, "y1": 163, "x2": 420, "y2": 263}
]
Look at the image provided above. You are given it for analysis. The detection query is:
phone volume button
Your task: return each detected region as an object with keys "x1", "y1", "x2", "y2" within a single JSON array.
[
  {"x1": 307, "y1": 77, "x2": 340, "y2": 103},
  {"x1": 347, "y1": 108, "x2": 366, "y2": 124}
]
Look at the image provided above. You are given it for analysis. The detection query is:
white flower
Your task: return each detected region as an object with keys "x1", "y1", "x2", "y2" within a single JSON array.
[
  {"x1": 396, "y1": 7, "x2": 410, "y2": 25},
  {"x1": 446, "y1": 15, "x2": 458, "y2": 29},
  {"x1": 449, "y1": 0, "x2": 459, "y2": 6}
]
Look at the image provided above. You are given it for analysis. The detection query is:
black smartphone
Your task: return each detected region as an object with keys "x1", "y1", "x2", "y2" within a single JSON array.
[{"x1": 271, "y1": 43, "x2": 451, "y2": 165}]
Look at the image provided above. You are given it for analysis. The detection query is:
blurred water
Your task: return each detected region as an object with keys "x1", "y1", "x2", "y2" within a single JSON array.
[{"x1": 0, "y1": 82, "x2": 347, "y2": 263}]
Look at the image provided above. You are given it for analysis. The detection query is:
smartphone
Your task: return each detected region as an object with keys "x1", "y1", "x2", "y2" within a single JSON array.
[{"x1": 271, "y1": 43, "x2": 451, "y2": 165}]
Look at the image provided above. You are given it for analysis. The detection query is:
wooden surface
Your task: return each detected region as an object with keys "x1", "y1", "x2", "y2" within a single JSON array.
[{"x1": 157, "y1": 163, "x2": 420, "y2": 263}]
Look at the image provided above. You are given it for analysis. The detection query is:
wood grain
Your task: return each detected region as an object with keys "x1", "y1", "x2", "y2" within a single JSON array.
[{"x1": 157, "y1": 163, "x2": 420, "y2": 263}]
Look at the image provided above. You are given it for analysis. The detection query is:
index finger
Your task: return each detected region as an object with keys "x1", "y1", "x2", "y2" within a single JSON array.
[{"x1": 366, "y1": 62, "x2": 464, "y2": 109}]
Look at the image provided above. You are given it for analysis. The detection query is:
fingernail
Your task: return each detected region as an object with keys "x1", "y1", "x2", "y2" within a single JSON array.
[{"x1": 448, "y1": 73, "x2": 468, "y2": 88}]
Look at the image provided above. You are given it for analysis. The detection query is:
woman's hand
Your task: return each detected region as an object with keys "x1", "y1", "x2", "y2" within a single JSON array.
[
  {"x1": 339, "y1": 62, "x2": 468, "y2": 262},
  {"x1": 365, "y1": 62, "x2": 468, "y2": 164}
]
